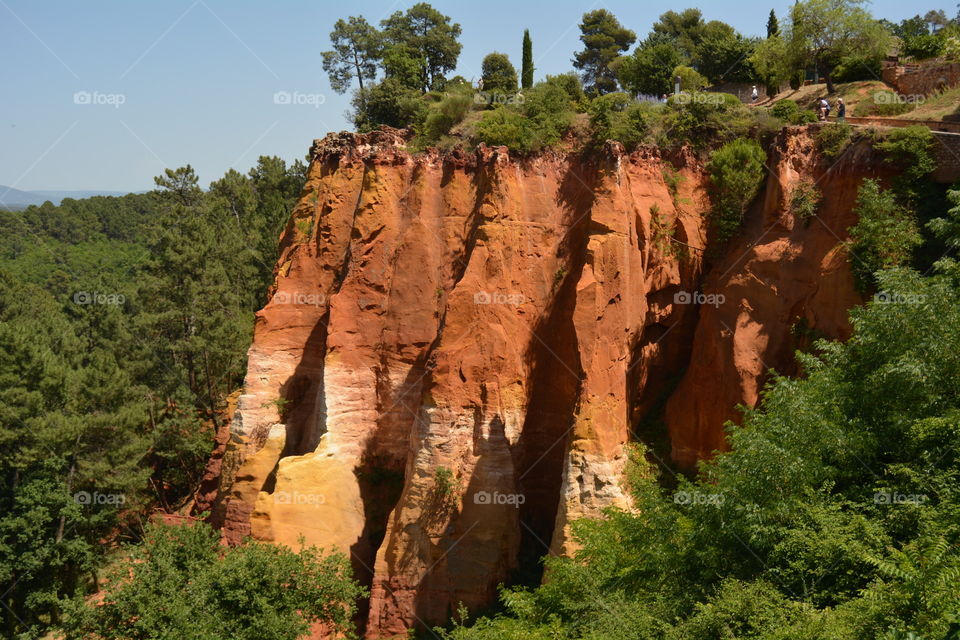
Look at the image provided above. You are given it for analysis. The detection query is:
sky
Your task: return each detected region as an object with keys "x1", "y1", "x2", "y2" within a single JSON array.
[{"x1": 0, "y1": 0, "x2": 945, "y2": 192}]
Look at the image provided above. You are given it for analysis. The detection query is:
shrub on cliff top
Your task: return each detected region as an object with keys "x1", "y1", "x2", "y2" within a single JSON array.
[
  {"x1": 661, "y1": 91, "x2": 753, "y2": 149},
  {"x1": 472, "y1": 78, "x2": 574, "y2": 153},
  {"x1": 587, "y1": 92, "x2": 657, "y2": 148},
  {"x1": 771, "y1": 99, "x2": 817, "y2": 125},
  {"x1": 817, "y1": 123, "x2": 854, "y2": 159},
  {"x1": 707, "y1": 138, "x2": 767, "y2": 243},
  {"x1": 875, "y1": 125, "x2": 936, "y2": 197}
]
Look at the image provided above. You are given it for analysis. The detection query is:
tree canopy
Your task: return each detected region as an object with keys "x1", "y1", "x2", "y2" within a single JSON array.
[{"x1": 573, "y1": 9, "x2": 637, "y2": 95}]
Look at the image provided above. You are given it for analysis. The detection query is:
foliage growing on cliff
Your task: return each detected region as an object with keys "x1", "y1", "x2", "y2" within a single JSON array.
[
  {"x1": 587, "y1": 92, "x2": 656, "y2": 148},
  {"x1": 875, "y1": 126, "x2": 937, "y2": 200},
  {"x1": 790, "y1": 179, "x2": 822, "y2": 222},
  {"x1": 661, "y1": 91, "x2": 755, "y2": 149},
  {"x1": 817, "y1": 122, "x2": 854, "y2": 159},
  {"x1": 63, "y1": 522, "x2": 365, "y2": 640},
  {"x1": 706, "y1": 138, "x2": 768, "y2": 243},
  {"x1": 472, "y1": 79, "x2": 575, "y2": 153},
  {"x1": 847, "y1": 179, "x2": 922, "y2": 290},
  {"x1": 439, "y1": 268, "x2": 960, "y2": 640},
  {"x1": 771, "y1": 99, "x2": 818, "y2": 125}
]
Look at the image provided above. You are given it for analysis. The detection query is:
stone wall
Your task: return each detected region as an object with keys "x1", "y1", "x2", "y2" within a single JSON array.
[{"x1": 882, "y1": 62, "x2": 960, "y2": 97}]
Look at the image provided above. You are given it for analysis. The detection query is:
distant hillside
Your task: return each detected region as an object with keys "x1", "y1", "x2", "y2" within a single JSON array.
[{"x1": 0, "y1": 186, "x2": 136, "y2": 209}]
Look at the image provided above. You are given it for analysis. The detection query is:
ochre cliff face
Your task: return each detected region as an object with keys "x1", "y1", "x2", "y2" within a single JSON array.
[
  {"x1": 663, "y1": 127, "x2": 882, "y2": 467},
  {"x1": 213, "y1": 125, "x2": 874, "y2": 637}
]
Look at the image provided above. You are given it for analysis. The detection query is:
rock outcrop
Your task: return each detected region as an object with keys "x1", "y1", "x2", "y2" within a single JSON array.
[{"x1": 213, "y1": 125, "x2": 875, "y2": 637}]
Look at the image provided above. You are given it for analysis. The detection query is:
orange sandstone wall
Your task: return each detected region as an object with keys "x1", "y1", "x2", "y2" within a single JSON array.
[{"x1": 213, "y1": 125, "x2": 877, "y2": 637}]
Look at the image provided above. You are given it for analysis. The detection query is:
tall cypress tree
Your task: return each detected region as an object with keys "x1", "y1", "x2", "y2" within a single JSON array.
[
  {"x1": 767, "y1": 9, "x2": 779, "y2": 38},
  {"x1": 521, "y1": 29, "x2": 533, "y2": 89}
]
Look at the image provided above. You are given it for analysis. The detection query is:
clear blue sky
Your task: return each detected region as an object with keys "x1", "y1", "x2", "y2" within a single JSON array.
[{"x1": 0, "y1": 0, "x2": 943, "y2": 191}]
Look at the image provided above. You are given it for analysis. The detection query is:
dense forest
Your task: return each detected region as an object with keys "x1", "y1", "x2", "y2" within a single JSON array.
[{"x1": 4, "y1": 0, "x2": 960, "y2": 638}]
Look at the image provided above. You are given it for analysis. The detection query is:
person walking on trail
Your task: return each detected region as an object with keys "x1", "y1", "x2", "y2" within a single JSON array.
[
  {"x1": 837, "y1": 97, "x2": 846, "y2": 123},
  {"x1": 751, "y1": 85, "x2": 759, "y2": 102}
]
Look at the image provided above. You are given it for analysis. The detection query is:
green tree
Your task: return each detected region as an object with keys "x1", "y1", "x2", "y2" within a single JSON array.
[
  {"x1": 321, "y1": 16, "x2": 382, "y2": 94},
  {"x1": 786, "y1": 0, "x2": 893, "y2": 93},
  {"x1": 707, "y1": 138, "x2": 767, "y2": 242},
  {"x1": 521, "y1": 29, "x2": 534, "y2": 89},
  {"x1": 750, "y1": 33, "x2": 793, "y2": 94},
  {"x1": 481, "y1": 52, "x2": 518, "y2": 93},
  {"x1": 847, "y1": 179, "x2": 922, "y2": 289},
  {"x1": 673, "y1": 65, "x2": 708, "y2": 91},
  {"x1": 768, "y1": 9, "x2": 780, "y2": 37},
  {"x1": 694, "y1": 25, "x2": 757, "y2": 83},
  {"x1": 153, "y1": 165, "x2": 201, "y2": 207},
  {"x1": 0, "y1": 274, "x2": 149, "y2": 635},
  {"x1": 63, "y1": 522, "x2": 366, "y2": 640},
  {"x1": 380, "y1": 2, "x2": 462, "y2": 91},
  {"x1": 617, "y1": 42, "x2": 683, "y2": 97},
  {"x1": 572, "y1": 9, "x2": 636, "y2": 95},
  {"x1": 649, "y1": 8, "x2": 707, "y2": 61}
]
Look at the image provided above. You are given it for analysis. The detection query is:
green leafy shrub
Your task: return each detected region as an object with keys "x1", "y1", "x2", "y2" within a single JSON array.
[
  {"x1": 790, "y1": 180, "x2": 822, "y2": 222},
  {"x1": 419, "y1": 90, "x2": 474, "y2": 145},
  {"x1": 472, "y1": 80, "x2": 574, "y2": 153},
  {"x1": 847, "y1": 179, "x2": 921, "y2": 289},
  {"x1": 771, "y1": 99, "x2": 818, "y2": 124},
  {"x1": 875, "y1": 125, "x2": 936, "y2": 196},
  {"x1": 707, "y1": 138, "x2": 767, "y2": 243},
  {"x1": 544, "y1": 72, "x2": 584, "y2": 104},
  {"x1": 352, "y1": 77, "x2": 428, "y2": 131},
  {"x1": 588, "y1": 93, "x2": 656, "y2": 147},
  {"x1": 817, "y1": 123, "x2": 854, "y2": 159},
  {"x1": 672, "y1": 65, "x2": 708, "y2": 92},
  {"x1": 64, "y1": 522, "x2": 366, "y2": 640},
  {"x1": 662, "y1": 92, "x2": 754, "y2": 148}
]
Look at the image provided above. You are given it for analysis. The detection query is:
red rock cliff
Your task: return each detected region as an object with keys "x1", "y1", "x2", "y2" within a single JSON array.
[{"x1": 213, "y1": 125, "x2": 874, "y2": 637}]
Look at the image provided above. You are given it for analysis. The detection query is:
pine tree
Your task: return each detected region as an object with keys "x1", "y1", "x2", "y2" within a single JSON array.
[
  {"x1": 521, "y1": 29, "x2": 533, "y2": 89},
  {"x1": 767, "y1": 9, "x2": 779, "y2": 38}
]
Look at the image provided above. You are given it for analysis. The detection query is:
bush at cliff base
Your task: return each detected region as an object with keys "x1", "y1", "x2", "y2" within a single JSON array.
[
  {"x1": 439, "y1": 265, "x2": 960, "y2": 639},
  {"x1": 63, "y1": 522, "x2": 366, "y2": 640}
]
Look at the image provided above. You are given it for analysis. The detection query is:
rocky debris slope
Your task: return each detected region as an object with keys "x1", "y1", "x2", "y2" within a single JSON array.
[{"x1": 213, "y1": 125, "x2": 872, "y2": 637}]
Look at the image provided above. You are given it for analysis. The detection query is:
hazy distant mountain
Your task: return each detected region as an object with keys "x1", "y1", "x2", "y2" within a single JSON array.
[{"x1": 0, "y1": 186, "x2": 138, "y2": 209}]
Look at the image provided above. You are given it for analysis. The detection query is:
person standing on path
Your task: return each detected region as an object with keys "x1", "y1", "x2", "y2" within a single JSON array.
[
  {"x1": 837, "y1": 97, "x2": 846, "y2": 122},
  {"x1": 751, "y1": 85, "x2": 759, "y2": 102}
]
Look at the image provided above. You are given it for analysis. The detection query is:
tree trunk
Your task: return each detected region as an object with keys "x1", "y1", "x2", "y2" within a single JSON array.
[{"x1": 352, "y1": 49, "x2": 364, "y2": 92}]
